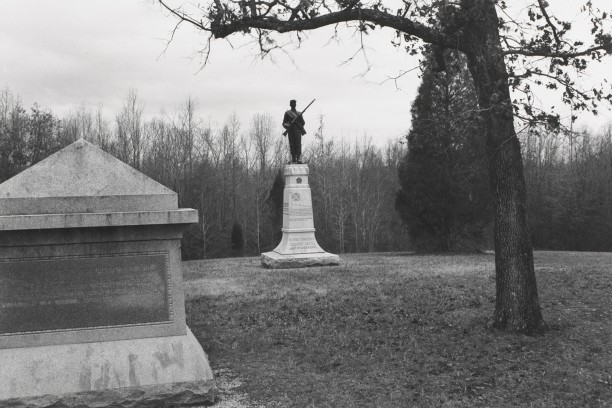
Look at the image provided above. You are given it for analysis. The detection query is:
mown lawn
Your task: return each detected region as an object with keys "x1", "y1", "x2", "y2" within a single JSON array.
[{"x1": 182, "y1": 251, "x2": 612, "y2": 407}]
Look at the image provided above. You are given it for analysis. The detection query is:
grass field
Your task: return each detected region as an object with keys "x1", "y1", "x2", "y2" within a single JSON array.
[{"x1": 183, "y1": 251, "x2": 612, "y2": 407}]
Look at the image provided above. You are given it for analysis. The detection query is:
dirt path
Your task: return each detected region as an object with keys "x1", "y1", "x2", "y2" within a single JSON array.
[{"x1": 208, "y1": 367, "x2": 267, "y2": 408}]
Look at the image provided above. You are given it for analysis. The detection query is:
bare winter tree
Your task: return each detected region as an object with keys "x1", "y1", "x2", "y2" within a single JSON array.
[
  {"x1": 250, "y1": 113, "x2": 276, "y2": 252},
  {"x1": 156, "y1": 0, "x2": 611, "y2": 333},
  {"x1": 94, "y1": 103, "x2": 112, "y2": 151},
  {"x1": 251, "y1": 113, "x2": 276, "y2": 176},
  {"x1": 60, "y1": 104, "x2": 95, "y2": 144},
  {"x1": 116, "y1": 89, "x2": 145, "y2": 169}
]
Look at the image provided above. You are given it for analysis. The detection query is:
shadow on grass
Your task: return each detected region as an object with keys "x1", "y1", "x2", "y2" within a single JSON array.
[{"x1": 184, "y1": 252, "x2": 612, "y2": 408}]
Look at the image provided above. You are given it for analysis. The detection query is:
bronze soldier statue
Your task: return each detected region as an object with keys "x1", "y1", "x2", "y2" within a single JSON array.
[{"x1": 283, "y1": 99, "x2": 307, "y2": 164}]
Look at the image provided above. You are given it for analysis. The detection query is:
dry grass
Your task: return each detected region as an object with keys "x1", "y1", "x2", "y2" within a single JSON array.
[{"x1": 183, "y1": 251, "x2": 612, "y2": 407}]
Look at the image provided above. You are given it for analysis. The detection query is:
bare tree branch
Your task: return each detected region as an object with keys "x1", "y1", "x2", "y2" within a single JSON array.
[
  {"x1": 379, "y1": 65, "x2": 419, "y2": 90},
  {"x1": 163, "y1": 5, "x2": 457, "y2": 50},
  {"x1": 504, "y1": 44, "x2": 608, "y2": 58},
  {"x1": 536, "y1": 0, "x2": 562, "y2": 51},
  {"x1": 159, "y1": 0, "x2": 210, "y2": 31}
]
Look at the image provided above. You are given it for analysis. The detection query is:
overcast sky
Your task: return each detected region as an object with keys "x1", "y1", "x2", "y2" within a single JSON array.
[{"x1": 1, "y1": 0, "x2": 610, "y2": 147}]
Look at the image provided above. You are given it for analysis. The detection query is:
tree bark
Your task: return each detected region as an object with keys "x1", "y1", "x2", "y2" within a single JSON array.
[{"x1": 461, "y1": 0, "x2": 544, "y2": 333}]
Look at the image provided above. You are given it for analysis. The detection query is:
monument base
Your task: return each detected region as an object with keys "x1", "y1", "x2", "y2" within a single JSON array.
[
  {"x1": 260, "y1": 164, "x2": 339, "y2": 269},
  {"x1": 0, "y1": 327, "x2": 216, "y2": 406},
  {"x1": 0, "y1": 380, "x2": 215, "y2": 408},
  {"x1": 261, "y1": 250, "x2": 340, "y2": 269}
]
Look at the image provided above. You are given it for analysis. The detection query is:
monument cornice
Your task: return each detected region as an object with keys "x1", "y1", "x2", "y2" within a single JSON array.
[{"x1": 0, "y1": 209, "x2": 198, "y2": 231}]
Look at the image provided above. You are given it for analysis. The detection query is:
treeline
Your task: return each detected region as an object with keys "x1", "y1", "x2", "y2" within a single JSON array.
[
  {"x1": 394, "y1": 46, "x2": 612, "y2": 254},
  {"x1": 2, "y1": 86, "x2": 611, "y2": 256},
  {"x1": 523, "y1": 126, "x2": 612, "y2": 251},
  {"x1": 0, "y1": 87, "x2": 408, "y2": 259}
]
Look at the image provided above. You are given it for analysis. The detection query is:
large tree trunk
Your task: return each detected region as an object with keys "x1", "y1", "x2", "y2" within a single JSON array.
[{"x1": 462, "y1": 0, "x2": 545, "y2": 332}]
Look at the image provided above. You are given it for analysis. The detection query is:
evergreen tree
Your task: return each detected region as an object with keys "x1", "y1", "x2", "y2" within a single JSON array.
[
  {"x1": 263, "y1": 168, "x2": 285, "y2": 250},
  {"x1": 396, "y1": 48, "x2": 492, "y2": 253},
  {"x1": 231, "y1": 222, "x2": 244, "y2": 254}
]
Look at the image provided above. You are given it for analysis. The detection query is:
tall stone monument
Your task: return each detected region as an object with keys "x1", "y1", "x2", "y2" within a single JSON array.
[
  {"x1": 261, "y1": 164, "x2": 339, "y2": 268},
  {"x1": 0, "y1": 139, "x2": 215, "y2": 406}
]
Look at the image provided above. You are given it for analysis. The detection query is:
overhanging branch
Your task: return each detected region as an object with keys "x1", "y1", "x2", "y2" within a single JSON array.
[{"x1": 161, "y1": 4, "x2": 457, "y2": 51}]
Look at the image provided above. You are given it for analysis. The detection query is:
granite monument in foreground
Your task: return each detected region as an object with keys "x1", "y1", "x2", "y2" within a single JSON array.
[
  {"x1": 0, "y1": 139, "x2": 215, "y2": 406},
  {"x1": 261, "y1": 164, "x2": 339, "y2": 268}
]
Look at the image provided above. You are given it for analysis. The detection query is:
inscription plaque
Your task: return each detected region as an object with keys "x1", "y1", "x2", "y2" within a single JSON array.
[
  {"x1": 288, "y1": 236, "x2": 318, "y2": 251},
  {"x1": 0, "y1": 252, "x2": 170, "y2": 335}
]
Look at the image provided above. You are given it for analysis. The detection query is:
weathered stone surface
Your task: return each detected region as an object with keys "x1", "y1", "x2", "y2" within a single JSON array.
[
  {"x1": 0, "y1": 208, "x2": 197, "y2": 231},
  {"x1": 0, "y1": 252, "x2": 171, "y2": 335},
  {"x1": 0, "y1": 138, "x2": 176, "y2": 215},
  {"x1": 0, "y1": 138, "x2": 216, "y2": 402},
  {"x1": 261, "y1": 164, "x2": 339, "y2": 268},
  {"x1": 0, "y1": 235, "x2": 188, "y2": 349},
  {"x1": 0, "y1": 380, "x2": 216, "y2": 408},
  {"x1": 261, "y1": 251, "x2": 340, "y2": 269},
  {"x1": 0, "y1": 328, "x2": 213, "y2": 399}
]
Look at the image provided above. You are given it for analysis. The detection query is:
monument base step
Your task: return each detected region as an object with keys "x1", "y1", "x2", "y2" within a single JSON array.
[
  {"x1": 0, "y1": 379, "x2": 216, "y2": 408},
  {"x1": 261, "y1": 251, "x2": 340, "y2": 269},
  {"x1": 0, "y1": 327, "x2": 216, "y2": 405}
]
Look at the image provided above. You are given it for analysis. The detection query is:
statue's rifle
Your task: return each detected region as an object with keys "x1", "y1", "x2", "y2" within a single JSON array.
[{"x1": 283, "y1": 98, "x2": 315, "y2": 136}]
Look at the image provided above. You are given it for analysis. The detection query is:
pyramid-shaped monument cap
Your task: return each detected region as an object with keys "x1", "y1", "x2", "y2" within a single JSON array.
[{"x1": 0, "y1": 139, "x2": 178, "y2": 215}]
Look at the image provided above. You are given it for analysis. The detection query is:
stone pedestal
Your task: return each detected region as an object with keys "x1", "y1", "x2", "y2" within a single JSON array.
[
  {"x1": 261, "y1": 164, "x2": 339, "y2": 269},
  {"x1": 0, "y1": 139, "x2": 215, "y2": 405}
]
